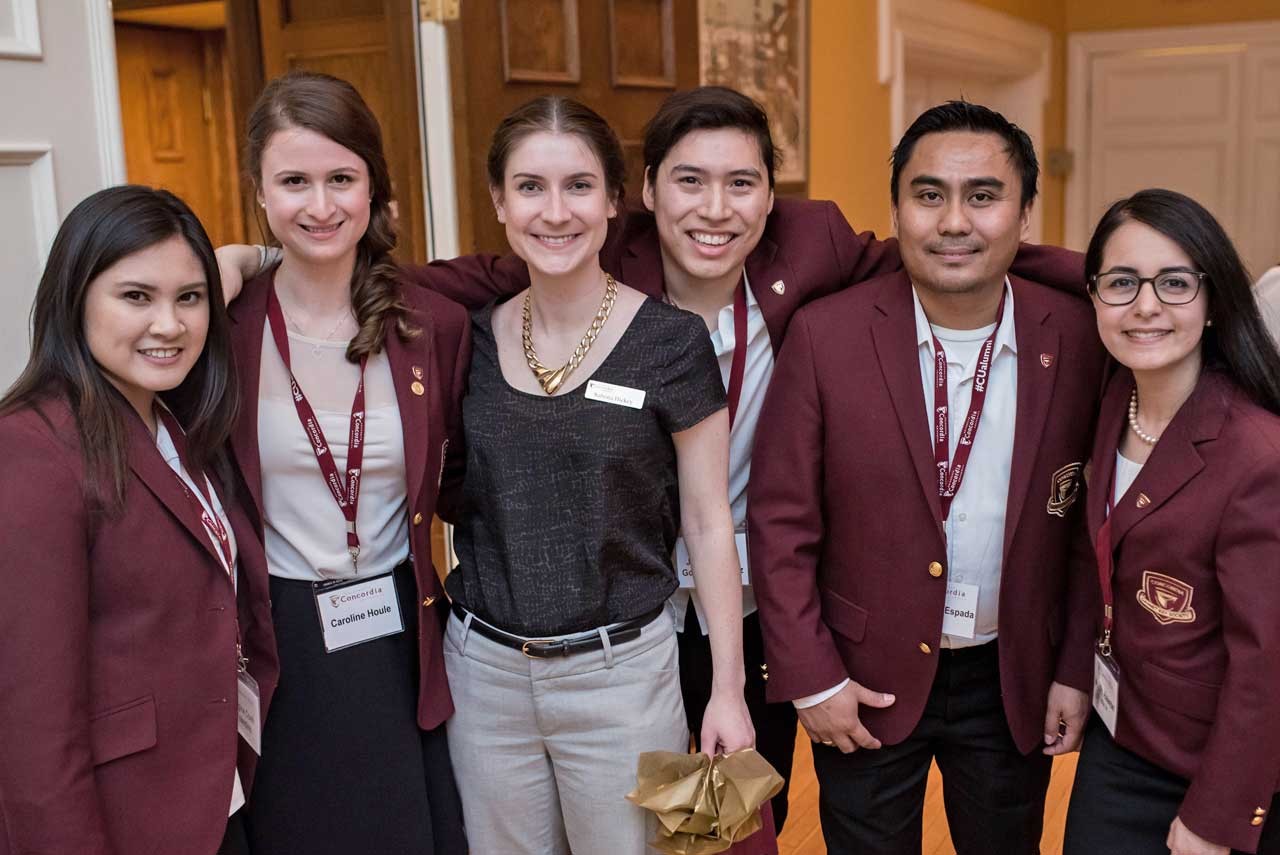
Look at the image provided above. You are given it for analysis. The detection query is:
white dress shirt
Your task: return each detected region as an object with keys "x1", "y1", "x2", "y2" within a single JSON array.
[
  {"x1": 795, "y1": 281, "x2": 1018, "y2": 709},
  {"x1": 1113, "y1": 450, "x2": 1144, "y2": 507},
  {"x1": 156, "y1": 420, "x2": 245, "y2": 817},
  {"x1": 672, "y1": 272, "x2": 774, "y2": 634},
  {"x1": 1255, "y1": 265, "x2": 1280, "y2": 345}
]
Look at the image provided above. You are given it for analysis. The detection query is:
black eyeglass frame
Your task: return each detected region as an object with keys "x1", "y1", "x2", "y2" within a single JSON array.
[{"x1": 1087, "y1": 270, "x2": 1208, "y2": 306}]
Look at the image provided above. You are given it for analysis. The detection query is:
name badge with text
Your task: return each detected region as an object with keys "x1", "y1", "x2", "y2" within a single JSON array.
[
  {"x1": 236, "y1": 671, "x2": 262, "y2": 755},
  {"x1": 313, "y1": 572, "x2": 404, "y2": 653},
  {"x1": 1092, "y1": 652, "x2": 1120, "y2": 737},
  {"x1": 675, "y1": 532, "x2": 750, "y2": 588},
  {"x1": 941, "y1": 581, "x2": 980, "y2": 639},
  {"x1": 585, "y1": 380, "x2": 646, "y2": 409}
]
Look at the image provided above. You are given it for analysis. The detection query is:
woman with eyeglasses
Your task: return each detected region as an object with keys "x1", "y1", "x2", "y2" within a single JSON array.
[{"x1": 1063, "y1": 189, "x2": 1280, "y2": 855}]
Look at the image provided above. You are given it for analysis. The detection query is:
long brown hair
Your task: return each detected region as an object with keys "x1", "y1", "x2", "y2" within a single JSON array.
[
  {"x1": 245, "y1": 70, "x2": 415, "y2": 361},
  {"x1": 0, "y1": 185, "x2": 239, "y2": 510}
]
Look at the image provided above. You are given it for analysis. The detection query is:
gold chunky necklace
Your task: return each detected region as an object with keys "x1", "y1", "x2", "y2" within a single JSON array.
[{"x1": 522, "y1": 273, "x2": 618, "y2": 395}]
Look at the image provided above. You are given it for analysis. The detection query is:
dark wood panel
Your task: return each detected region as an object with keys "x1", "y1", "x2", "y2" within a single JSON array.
[
  {"x1": 610, "y1": 0, "x2": 674, "y2": 88},
  {"x1": 281, "y1": 0, "x2": 382, "y2": 25},
  {"x1": 500, "y1": 0, "x2": 580, "y2": 83}
]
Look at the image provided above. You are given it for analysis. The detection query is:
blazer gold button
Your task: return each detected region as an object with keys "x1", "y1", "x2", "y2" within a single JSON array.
[
  {"x1": 1253, "y1": 817, "x2": 1264, "y2": 826},
  {"x1": 413, "y1": 512, "x2": 424, "y2": 525},
  {"x1": 919, "y1": 642, "x2": 932, "y2": 654},
  {"x1": 1256, "y1": 807, "x2": 1268, "y2": 817},
  {"x1": 422, "y1": 596, "x2": 436, "y2": 608},
  {"x1": 928, "y1": 561, "x2": 943, "y2": 578},
  {"x1": 411, "y1": 380, "x2": 425, "y2": 396}
]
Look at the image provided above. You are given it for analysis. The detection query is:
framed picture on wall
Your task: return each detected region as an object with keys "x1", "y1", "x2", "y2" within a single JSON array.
[{"x1": 699, "y1": 0, "x2": 808, "y2": 191}]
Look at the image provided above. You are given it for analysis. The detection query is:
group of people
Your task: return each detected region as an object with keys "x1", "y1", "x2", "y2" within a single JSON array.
[{"x1": 0, "y1": 65, "x2": 1275, "y2": 855}]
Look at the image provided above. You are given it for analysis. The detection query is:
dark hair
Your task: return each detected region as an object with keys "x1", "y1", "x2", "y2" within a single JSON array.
[
  {"x1": 1085, "y1": 188, "x2": 1280, "y2": 416},
  {"x1": 245, "y1": 70, "x2": 415, "y2": 362},
  {"x1": 0, "y1": 185, "x2": 238, "y2": 509},
  {"x1": 643, "y1": 86, "x2": 779, "y2": 189},
  {"x1": 487, "y1": 96, "x2": 627, "y2": 206},
  {"x1": 891, "y1": 100, "x2": 1039, "y2": 209}
]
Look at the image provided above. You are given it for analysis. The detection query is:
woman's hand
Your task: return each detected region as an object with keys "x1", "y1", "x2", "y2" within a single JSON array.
[
  {"x1": 215, "y1": 244, "x2": 273, "y2": 303},
  {"x1": 700, "y1": 687, "x2": 755, "y2": 756},
  {"x1": 1166, "y1": 817, "x2": 1228, "y2": 855}
]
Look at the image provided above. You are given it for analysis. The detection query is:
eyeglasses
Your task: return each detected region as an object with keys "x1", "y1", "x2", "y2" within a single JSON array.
[{"x1": 1088, "y1": 270, "x2": 1207, "y2": 306}]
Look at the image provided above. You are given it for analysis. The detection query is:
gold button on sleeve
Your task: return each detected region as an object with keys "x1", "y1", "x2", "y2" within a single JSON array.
[
  {"x1": 928, "y1": 561, "x2": 943, "y2": 578},
  {"x1": 422, "y1": 596, "x2": 436, "y2": 608},
  {"x1": 919, "y1": 642, "x2": 932, "y2": 654},
  {"x1": 1256, "y1": 807, "x2": 1267, "y2": 817},
  {"x1": 1252, "y1": 817, "x2": 1264, "y2": 827},
  {"x1": 413, "y1": 512, "x2": 424, "y2": 525}
]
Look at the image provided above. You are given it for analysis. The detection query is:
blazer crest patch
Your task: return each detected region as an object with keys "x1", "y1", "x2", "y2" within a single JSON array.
[
  {"x1": 1046, "y1": 461, "x2": 1083, "y2": 517},
  {"x1": 1136, "y1": 571, "x2": 1197, "y2": 625}
]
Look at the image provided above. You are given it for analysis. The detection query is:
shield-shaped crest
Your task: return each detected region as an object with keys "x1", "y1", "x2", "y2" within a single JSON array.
[
  {"x1": 1046, "y1": 461, "x2": 1083, "y2": 516},
  {"x1": 1040, "y1": 353, "x2": 1054, "y2": 368},
  {"x1": 1136, "y1": 571, "x2": 1197, "y2": 625}
]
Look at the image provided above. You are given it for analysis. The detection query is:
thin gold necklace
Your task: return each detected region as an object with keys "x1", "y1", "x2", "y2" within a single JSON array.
[{"x1": 522, "y1": 274, "x2": 618, "y2": 395}]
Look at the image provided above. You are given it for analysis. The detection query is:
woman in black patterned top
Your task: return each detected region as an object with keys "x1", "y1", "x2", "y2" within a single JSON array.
[{"x1": 442, "y1": 96, "x2": 753, "y2": 855}]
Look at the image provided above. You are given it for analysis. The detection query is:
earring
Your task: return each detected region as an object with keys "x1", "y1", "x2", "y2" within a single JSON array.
[{"x1": 1206, "y1": 319, "x2": 1214, "y2": 327}]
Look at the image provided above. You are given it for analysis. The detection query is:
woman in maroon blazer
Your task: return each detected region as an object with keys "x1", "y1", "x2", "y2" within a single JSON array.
[
  {"x1": 1065, "y1": 189, "x2": 1280, "y2": 855},
  {"x1": 0, "y1": 185, "x2": 278, "y2": 855}
]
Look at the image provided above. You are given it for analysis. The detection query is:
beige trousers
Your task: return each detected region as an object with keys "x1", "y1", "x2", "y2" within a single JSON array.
[{"x1": 444, "y1": 604, "x2": 688, "y2": 855}]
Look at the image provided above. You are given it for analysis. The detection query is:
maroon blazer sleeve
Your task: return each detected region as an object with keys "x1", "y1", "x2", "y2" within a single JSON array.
[
  {"x1": 1178, "y1": 453, "x2": 1280, "y2": 853},
  {"x1": 1055, "y1": 507, "x2": 1100, "y2": 692},
  {"x1": 0, "y1": 419, "x2": 114, "y2": 854},
  {"x1": 1008, "y1": 243, "x2": 1086, "y2": 298},
  {"x1": 400, "y1": 254, "x2": 529, "y2": 310},
  {"x1": 748, "y1": 310, "x2": 850, "y2": 702},
  {"x1": 435, "y1": 308, "x2": 471, "y2": 525}
]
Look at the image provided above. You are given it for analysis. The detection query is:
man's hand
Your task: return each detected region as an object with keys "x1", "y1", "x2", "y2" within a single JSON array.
[
  {"x1": 797, "y1": 680, "x2": 895, "y2": 754},
  {"x1": 1043, "y1": 680, "x2": 1089, "y2": 755},
  {"x1": 1167, "y1": 816, "x2": 1229, "y2": 855}
]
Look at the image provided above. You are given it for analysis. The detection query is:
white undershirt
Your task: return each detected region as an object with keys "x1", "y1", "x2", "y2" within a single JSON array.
[
  {"x1": 155, "y1": 420, "x2": 244, "y2": 817},
  {"x1": 1113, "y1": 450, "x2": 1144, "y2": 507},
  {"x1": 795, "y1": 282, "x2": 1019, "y2": 709},
  {"x1": 258, "y1": 325, "x2": 409, "y2": 581},
  {"x1": 672, "y1": 273, "x2": 773, "y2": 635}
]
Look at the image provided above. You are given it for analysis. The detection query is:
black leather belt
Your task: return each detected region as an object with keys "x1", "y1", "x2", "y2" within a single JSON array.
[{"x1": 451, "y1": 603, "x2": 665, "y2": 659}]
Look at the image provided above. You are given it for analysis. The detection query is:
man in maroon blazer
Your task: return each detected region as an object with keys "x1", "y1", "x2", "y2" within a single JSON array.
[
  {"x1": 748, "y1": 101, "x2": 1105, "y2": 854},
  {"x1": 217, "y1": 87, "x2": 1083, "y2": 831}
]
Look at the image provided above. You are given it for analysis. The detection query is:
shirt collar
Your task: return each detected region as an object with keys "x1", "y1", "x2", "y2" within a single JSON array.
[{"x1": 912, "y1": 277, "x2": 1018, "y2": 356}]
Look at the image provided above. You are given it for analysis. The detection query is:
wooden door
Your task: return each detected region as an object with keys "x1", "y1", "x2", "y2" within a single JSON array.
[
  {"x1": 447, "y1": 0, "x2": 701, "y2": 254},
  {"x1": 115, "y1": 23, "x2": 245, "y2": 248},
  {"x1": 256, "y1": 0, "x2": 428, "y2": 263}
]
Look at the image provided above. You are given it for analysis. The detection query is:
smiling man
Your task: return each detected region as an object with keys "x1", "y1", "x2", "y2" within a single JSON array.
[{"x1": 748, "y1": 101, "x2": 1105, "y2": 854}]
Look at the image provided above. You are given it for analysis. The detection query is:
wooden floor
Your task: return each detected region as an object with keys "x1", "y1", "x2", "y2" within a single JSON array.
[{"x1": 777, "y1": 728, "x2": 1078, "y2": 854}]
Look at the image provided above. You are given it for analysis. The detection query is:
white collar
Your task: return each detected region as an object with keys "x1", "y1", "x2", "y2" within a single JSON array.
[{"x1": 912, "y1": 277, "x2": 1018, "y2": 356}]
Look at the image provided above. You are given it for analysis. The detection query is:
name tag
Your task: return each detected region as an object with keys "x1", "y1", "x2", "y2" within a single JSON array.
[
  {"x1": 1092, "y1": 652, "x2": 1121, "y2": 737},
  {"x1": 584, "y1": 380, "x2": 646, "y2": 409},
  {"x1": 941, "y1": 581, "x2": 979, "y2": 639},
  {"x1": 313, "y1": 572, "x2": 404, "y2": 653},
  {"x1": 236, "y1": 671, "x2": 262, "y2": 755},
  {"x1": 675, "y1": 531, "x2": 750, "y2": 588}
]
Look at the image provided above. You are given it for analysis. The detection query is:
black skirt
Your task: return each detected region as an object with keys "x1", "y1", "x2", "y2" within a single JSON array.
[{"x1": 245, "y1": 562, "x2": 466, "y2": 854}]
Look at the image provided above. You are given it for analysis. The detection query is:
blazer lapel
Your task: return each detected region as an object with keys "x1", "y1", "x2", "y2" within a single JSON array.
[
  {"x1": 125, "y1": 407, "x2": 225, "y2": 569},
  {"x1": 1002, "y1": 283, "x2": 1060, "y2": 561},
  {"x1": 228, "y1": 271, "x2": 272, "y2": 524},
  {"x1": 871, "y1": 274, "x2": 944, "y2": 525},
  {"x1": 1087, "y1": 371, "x2": 1131, "y2": 543},
  {"x1": 744, "y1": 235, "x2": 798, "y2": 354},
  {"x1": 387, "y1": 309, "x2": 434, "y2": 512}
]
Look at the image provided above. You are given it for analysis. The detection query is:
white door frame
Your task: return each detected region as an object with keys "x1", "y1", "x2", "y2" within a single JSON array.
[
  {"x1": 878, "y1": 0, "x2": 1052, "y2": 240},
  {"x1": 1065, "y1": 19, "x2": 1280, "y2": 250}
]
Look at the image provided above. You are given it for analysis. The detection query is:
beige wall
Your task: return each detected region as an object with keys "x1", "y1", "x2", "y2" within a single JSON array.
[{"x1": 807, "y1": 0, "x2": 1279, "y2": 247}]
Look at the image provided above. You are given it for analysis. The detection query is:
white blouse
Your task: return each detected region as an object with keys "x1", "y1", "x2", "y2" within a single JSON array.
[
  {"x1": 258, "y1": 325, "x2": 410, "y2": 581},
  {"x1": 1113, "y1": 450, "x2": 1145, "y2": 508}
]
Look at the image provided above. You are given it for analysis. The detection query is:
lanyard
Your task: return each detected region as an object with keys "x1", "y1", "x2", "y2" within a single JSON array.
[
  {"x1": 265, "y1": 286, "x2": 368, "y2": 570},
  {"x1": 155, "y1": 406, "x2": 234, "y2": 578},
  {"x1": 931, "y1": 291, "x2": 1006, "y2": 520},
  {"x1": 726, "y1": 279, "x2": 748, "y2": 428},
  {"x1": 1095, "y1": 458, "x2": 1119, "y2": 656}
]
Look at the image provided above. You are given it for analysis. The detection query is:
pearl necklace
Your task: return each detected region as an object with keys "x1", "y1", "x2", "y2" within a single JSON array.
[{"x1": 1127, "y1": 388, "x2": 1160, "y2": 445}]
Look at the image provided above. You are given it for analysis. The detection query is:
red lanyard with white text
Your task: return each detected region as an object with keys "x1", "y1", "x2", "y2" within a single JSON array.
[
  {"x1": 1094, "y1": 459, "x2": 1119, "y2": 656},
  {"x1": 726, "y1": 279, "x2": 749, "y2": 428},
  {"x1": 932, "y1": 291, "x2": 1006, "y2": 520},
  {"x1": 266, "y1": 286, "x2": 368, "y2": 570},
  {"x1": 155, "y1": 406, "x2": 234, "y2": 578}
]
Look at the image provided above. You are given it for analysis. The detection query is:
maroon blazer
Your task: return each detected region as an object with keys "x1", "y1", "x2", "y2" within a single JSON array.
[
  {"x1": 228, "y1": 270, "x2": 470, "y2": 730},
  {"x1": 0, "y1": 398, "x2": 279, "y2": 855},
  {"x1": 402, "y1": 198, "x2": 1084, "y2": 350},
  {"x1": 747, "y1": 271, "x2": 1106, "y2": 754},
  {"x1": 1087, "y1": 369, "x2": 1280, "y2": 852}
]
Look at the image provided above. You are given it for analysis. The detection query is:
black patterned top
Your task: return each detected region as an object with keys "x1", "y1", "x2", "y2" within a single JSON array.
[{"x1": 446, "y1": 298, "x2": 726, "y2": 636}]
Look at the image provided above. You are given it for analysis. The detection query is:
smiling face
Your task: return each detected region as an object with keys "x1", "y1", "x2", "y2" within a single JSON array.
[
  {"x1": 892, "y1": 130, "x2": 1029, "y2": 299},
  {"x1": 82, "y1": 234, "x2": 210, "y2": 419},
  {"x1": 642, "y1": 127, "x2": 774, "y2": 287},
  {"x1": 258, "y1": 126, "x2": 372, "y2": 269},
  {"x1": 1092, "y1": 219, "x2": 1208, "y2": 382},
  {"x1": 491, "y1": 130, "x2": 617, "y2": 279}
]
